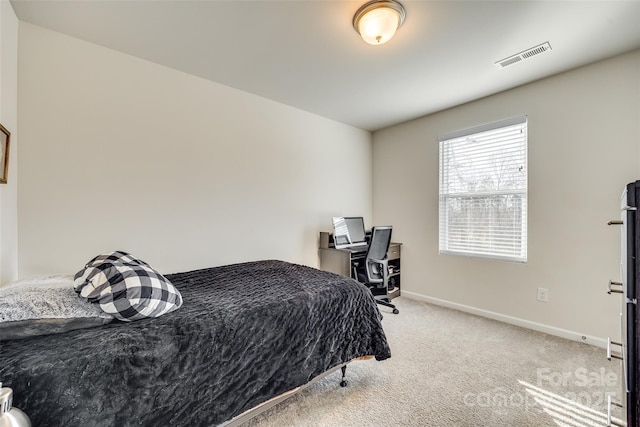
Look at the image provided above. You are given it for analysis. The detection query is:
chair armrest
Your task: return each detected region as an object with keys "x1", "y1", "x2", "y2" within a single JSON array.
[{"x1": 366, "y1": 258, "x2": 389, "y2": 285}]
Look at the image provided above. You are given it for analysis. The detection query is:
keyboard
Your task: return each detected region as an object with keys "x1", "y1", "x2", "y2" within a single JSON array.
[{"x1": 345, "y1": 244, "x2": 368, "y2": 252}]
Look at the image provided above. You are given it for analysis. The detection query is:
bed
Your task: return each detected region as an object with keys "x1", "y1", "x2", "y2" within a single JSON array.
[{"x1": 0, "y1": 259, "x2": 391, "y2": 426}]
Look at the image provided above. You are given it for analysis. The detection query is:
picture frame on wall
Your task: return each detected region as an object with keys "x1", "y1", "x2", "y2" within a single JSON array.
[{"x1": 0, "y1": 123, "x2": 10, "y2": 184}]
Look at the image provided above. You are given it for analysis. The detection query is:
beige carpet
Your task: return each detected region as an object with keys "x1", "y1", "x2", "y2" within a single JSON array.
[{"x1": 245, "y1": 297, "x2": 624, "y2": 427}]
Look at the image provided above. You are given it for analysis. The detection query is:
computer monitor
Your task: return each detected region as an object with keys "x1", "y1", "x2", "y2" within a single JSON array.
[{"x1": 332, "y1": 217, "x2": 367, "y2": 249}]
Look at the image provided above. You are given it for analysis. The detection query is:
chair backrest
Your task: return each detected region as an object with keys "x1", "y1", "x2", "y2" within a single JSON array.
[{"x1": 366, "y1": 226, "x2": 392, "y2": 262}]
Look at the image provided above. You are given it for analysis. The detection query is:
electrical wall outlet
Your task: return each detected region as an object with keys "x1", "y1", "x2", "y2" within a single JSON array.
[{"x1": 537, "y1": 287, "x2": 549, "y2": 302}]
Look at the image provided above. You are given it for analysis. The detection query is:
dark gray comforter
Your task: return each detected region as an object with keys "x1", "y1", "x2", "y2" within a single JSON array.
[{"x1": 0, "y1": 260, "x2": 391, "y2": 426}]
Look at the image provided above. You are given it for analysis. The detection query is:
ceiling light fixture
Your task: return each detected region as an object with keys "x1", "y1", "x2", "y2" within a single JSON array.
[{"x1": 353, "y1": 0, "x2": 406, "y2": 46}]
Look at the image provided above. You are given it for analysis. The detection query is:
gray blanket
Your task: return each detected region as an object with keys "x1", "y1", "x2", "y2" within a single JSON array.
[{"x1": 0, "y1": 260, "x2": 391, "y2": 426}]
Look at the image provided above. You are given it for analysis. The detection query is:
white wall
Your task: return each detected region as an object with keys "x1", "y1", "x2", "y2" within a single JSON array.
[
  {"x1": 373, "y1": 51, "x2": 640, "y2": 344},
  {"x1": 0, "y1": 1, "x2": 18, "y2": 284},
  {"x1": 17, "y1": 23, "x2": 372, "y2": 277}
]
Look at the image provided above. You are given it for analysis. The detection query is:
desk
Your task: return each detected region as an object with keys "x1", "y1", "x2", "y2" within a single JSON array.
[{"x1": 318, "y1": 234, "x2": 401, "y2": 299}]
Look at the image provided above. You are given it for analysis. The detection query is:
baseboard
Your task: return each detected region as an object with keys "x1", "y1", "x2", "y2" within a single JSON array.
[{"x1": 401, "y1": 291, "x2": 608, "y2": 349}]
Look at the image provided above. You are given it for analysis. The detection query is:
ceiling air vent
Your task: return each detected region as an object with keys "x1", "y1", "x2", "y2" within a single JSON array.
[{"x1": 495, "y1": 42, "x2": 552, "y2": 69}]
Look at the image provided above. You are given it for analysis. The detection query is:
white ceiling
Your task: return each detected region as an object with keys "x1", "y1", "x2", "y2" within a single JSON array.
[{"x1": 10, "y1": 0, "x2": 640, "y2": 131}]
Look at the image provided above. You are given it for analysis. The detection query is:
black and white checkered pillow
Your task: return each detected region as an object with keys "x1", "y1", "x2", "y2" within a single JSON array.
[{"x1": 74, "y1": 252, "x2": 182, "y2": 322}]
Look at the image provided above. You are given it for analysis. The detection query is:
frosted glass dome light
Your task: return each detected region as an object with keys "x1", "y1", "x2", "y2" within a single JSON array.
[{"x1": 353, "y1": 0, "x2": 406, "y2": 45}]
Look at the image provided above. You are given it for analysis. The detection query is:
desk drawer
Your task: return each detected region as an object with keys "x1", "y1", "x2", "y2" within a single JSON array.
[{"x1": 388, "y1": 244, "x2": 401, "y2": 260}]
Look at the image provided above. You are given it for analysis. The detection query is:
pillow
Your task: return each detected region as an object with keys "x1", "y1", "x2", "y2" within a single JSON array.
[
  {"x1": 74, "y1": 252, "x2": 183, "y2": 322},
  {"x1": 0, "y1": 276, "x2": 113, "y2": 341}
]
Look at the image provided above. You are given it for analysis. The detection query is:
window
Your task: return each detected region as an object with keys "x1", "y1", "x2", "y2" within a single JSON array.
[{"x1": 439, "y1": 116, "x2": 527, "y2": 262}]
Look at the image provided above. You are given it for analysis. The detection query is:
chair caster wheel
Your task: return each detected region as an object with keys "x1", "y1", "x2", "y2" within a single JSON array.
[
  {"x1": 393, "y1": 308, "x2": 399, "y2": 314},
  {"x1": 340, "y1": 380, "x2": 348, "y2": 387}
]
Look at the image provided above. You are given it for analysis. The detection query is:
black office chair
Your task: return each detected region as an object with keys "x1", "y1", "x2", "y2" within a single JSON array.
[{"x1": 354, "y1": 226, "x2": 399, "y2": 314}]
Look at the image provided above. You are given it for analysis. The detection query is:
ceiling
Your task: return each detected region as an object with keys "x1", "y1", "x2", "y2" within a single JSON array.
[{"x1": 10, "y1": 0, "x2": 640, "y2": 132}]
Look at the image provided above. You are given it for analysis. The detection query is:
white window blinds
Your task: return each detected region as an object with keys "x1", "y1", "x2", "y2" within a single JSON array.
[{"x1": 439, "y1": 116, "x2": 528, "y2": 262}]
